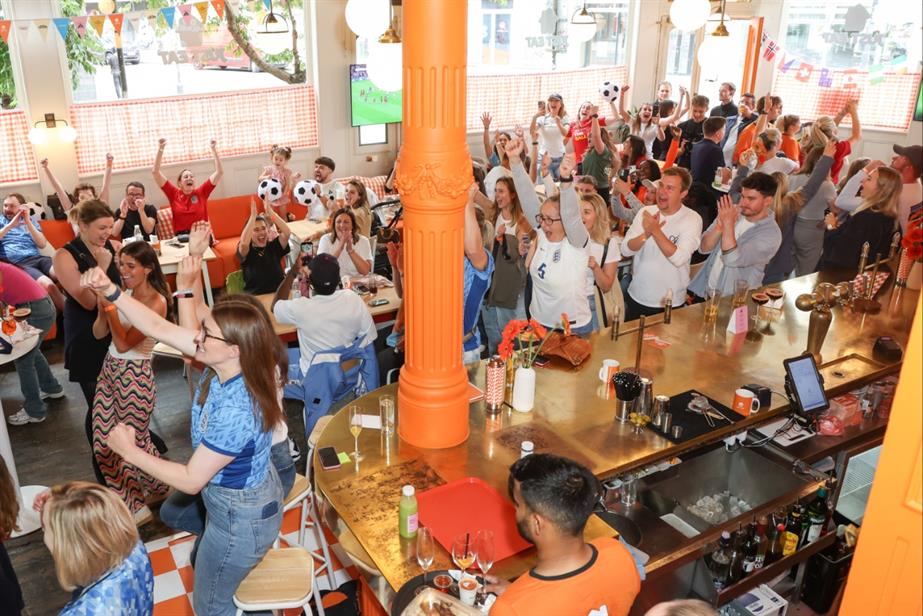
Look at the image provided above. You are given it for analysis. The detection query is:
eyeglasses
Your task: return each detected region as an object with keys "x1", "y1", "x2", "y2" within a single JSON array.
[
  {"x1": 535, "y1": 214, "x2": 562, "y2": 225},
  {"x1": 200, "y1": 322, "x2": 228, "y2": 344}
]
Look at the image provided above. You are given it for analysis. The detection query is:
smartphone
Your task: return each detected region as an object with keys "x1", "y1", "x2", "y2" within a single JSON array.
[
  {"x1": 651, "y1": 102, "x2": 661, "y2": 117},
  {"x1": 618, "y1": 168, "x2": 630, "y2": 182},
  {"x1": 353, "y1": 283, "x2": 370, "y2": 294},
  {"x1": 538, "y1": 100, "x2": 546, "y2": 112},
  {"x1": 318, "y1": 446, "x2": 341, "y2": 470},
  {"x1": 369, "y1": 298, "x2": 389, "y2": 307},
  {"x1": 300, "y1": 241, "x2": 314, "y2": 265},
  {"x1": 533, "y1": 355, "x2": 551, "y2": 368}
]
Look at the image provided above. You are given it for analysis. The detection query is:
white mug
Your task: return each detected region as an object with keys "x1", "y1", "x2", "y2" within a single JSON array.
[{"x1": 598, "y1": 359, "x2": 620, "y2": 383}]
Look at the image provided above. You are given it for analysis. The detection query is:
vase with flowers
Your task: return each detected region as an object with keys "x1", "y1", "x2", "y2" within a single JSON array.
[
  {"x1": 897, "y1": 221, "x2": 922, "y2": 290},
  {"x1": 499, "y1": 319, "x2": 550, "y2": 412}
]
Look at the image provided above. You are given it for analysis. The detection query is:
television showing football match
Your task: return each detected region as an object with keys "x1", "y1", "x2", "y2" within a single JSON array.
[{"x1": 350, "y1": 64, "x2": 403, "y2": 127}]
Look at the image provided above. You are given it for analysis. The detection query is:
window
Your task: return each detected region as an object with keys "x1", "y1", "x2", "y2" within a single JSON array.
[
  {"x1": 358, "y1": 124, "x2": 387, "y2": 146},
  {"x1": 0, "y1": 2, "x2": 20, "y2": 110},
  {"x1": 664, "y1": 28, "x2": 696, "y2": 96},
  {"x1": 68, "y1": 1, "x2": 308, "y2": 103},
  {"x1": 776, "y1": 0, "x2": 922, "y2": 131},
  {"x1": 0, "y1": 4, "x2": 36, "y2": 185}
]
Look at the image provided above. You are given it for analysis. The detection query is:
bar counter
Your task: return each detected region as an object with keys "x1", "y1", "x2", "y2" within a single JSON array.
[{"x1": 312, "y1": 272, "x2": 919, "y2": 601}]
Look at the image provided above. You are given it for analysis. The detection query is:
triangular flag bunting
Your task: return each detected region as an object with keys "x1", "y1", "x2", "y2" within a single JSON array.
[
  {"x1": 211, "y1": 0, "x2": 225, "y2": 20},
  {"x1": 161, "y1": 6, "x2": 176, "y2": 28},
  {"x1": 89, "y1": 14, "x2": 106, "y2": 37},
  {"x1": 195, "y1": 1, "x2": 210, "y2": 23},
  {"x1": 780, "y1": 56, "x2": 796, "y2": 73},
  {"x1": 869, "y1": 64, "x2": 885, "y2": 86},
  {"x1": 795, "y1": 62, "x2": 813, "y2": 82},
  {"x1": 109, "y1": 13, "x2": 124, "y2": 34},
  {"x1": 35, "y1": 19, "x2": 51, "y2": 42},
  {"x1": 890, "y1": 54, "x2": 908, "y2": 75},
  {"x1": 263, "y1": 0, "x2": 271, "y2": 10},
  {"x1": 818, "y1": 68, "x2": 833, "y2": 88},
  {"x1": 0, "y1": 21, "x2": 10, "y2": 44},
  {"x1": 71, "y1": 16, "x2": 88, "y2": 38},
  {"x1": 53, "y1": 17, "x2": 71, "y2": 41},
  {"x1": 179, "y1": 4, "x2": 193, "y2": 18},
  {"x1": 15, "y1": 22, "x2": 31, "y2": 40}
]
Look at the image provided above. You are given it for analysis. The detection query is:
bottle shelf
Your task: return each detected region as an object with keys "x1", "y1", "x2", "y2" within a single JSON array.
[{"x1": 712, "y1": 530, "x2": 836, "y2": 606}]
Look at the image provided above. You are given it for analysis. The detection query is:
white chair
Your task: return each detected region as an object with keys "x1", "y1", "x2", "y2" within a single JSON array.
[
  {"x1": 276, "y1": 467, "x2": 336, "y2": 592},
  {"x1": 233, "y1": 547, "x2": 324, "y2": 616}
]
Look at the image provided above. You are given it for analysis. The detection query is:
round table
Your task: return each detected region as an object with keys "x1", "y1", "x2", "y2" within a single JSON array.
[{"x1": 1, "y1": 330, "x2": 48, "y2": 536}]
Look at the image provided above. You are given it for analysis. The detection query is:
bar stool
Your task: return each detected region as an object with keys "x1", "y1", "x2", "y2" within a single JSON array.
[
  {"x1": 233, "y1": 547, "x2": 324, "y2": 616},
  {"x1": 278, "y1": 472, "x2": 336, "y2": 591}
]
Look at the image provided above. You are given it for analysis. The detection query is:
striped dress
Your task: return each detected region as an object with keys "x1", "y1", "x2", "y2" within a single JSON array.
[{"x1": 91, "y1": 295, "x2": 168, "y2": 513}]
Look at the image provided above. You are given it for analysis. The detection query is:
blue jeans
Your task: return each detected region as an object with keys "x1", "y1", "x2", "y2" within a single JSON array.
[
  {"x1": 587, "y1": 294, "x2": 600, "y2": 333},
  {"x1": 482, "y1": 294, "x2": 526, "y2": 355},
  {"x1": 548, "y1": 156, "x2": 564, "y2": 181},
  {"x1": 195, "y1": 467, "x2": 283, "y2": 616},
  {"x1": 13, "y1": 297, "x2": 62, "y2": 418}
]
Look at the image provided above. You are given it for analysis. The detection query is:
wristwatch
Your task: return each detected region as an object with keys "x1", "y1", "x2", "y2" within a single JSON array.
[
  {"x1": 172, "y1": 289, "x2": 194, "y2": 299},
  {"x1": 559, "y1": 175, "x2": 574, "y2": 183}
]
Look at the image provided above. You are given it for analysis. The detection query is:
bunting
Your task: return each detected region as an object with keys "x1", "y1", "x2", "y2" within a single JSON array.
[
  {"x1": 179, "y1": 4, "x2": 193, "y2": 19},
  {"x1": 109, "y1": 13, "x2": 124, "y2": 35},
  {"x1": 160, "y1": 6, "x2": 176, "y2": 28},
  {"x1": 212, "y1": 0, "x2": 225, "y2": 20},
  {"x1": 53, "y1": 17, "x2": 70, "y2": 41},
  {"x1": 71, "y1": 15, "x2": 88, "y2": 38},
  {"x1": 818, "y1": 68, "x2": 833, "y2": 88},
  {"x1": 35, "y1": 19, "x2": 51, "y2": 42},
  {"x1": 0, "y1": 20, "x2": 10, "y2": 44},
  {"x1": 88, "y1": 14, "x2": 106, "y2": 37},
  {"x1": 795, "y1": 62, "x2": 814, "y2": 83},
  {"x1": 195, "y1": 2, "x2": 210, "y2": 23}
]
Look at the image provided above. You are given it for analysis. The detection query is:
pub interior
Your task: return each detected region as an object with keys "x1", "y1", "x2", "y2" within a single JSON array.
[{"x1": 0, "y1": 1, "x2": 921, "y2": 615}]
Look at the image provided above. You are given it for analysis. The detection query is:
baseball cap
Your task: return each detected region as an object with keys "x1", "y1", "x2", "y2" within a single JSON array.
[
  {"x1": 547, "y1": 93, "x2": 563, "y2": 102},
  {"x1": 308, "y1": 253, "x2": 340, "y2": 293},
  {"x1": 893, "y1": 144, "x2": 922, "y2": 174}
]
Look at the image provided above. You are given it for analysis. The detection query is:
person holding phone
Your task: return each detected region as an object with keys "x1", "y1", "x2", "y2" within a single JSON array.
[
  {"x1": 237, "y1": 198, "x2": 292, "y2": 294},
  {"x1": 111, "y1": 182, "x2": 158, "y2": 241},
  {"x1": 529, "y1": 93, "x2": 570, "y2": 180}
]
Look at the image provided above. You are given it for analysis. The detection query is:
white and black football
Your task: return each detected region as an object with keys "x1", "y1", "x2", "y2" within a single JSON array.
[
  {"x1": 257, "y1": 178, "x2": 283, "y2": 201},
  {"x1": 293, "y1": 179, "x2": 321, "y2": 206},
  {"x1": 599, "y1": 81, "x2": 619, "y2": 102}
]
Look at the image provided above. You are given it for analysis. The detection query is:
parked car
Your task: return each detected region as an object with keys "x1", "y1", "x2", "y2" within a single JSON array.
[{"x1": 95, "y1": 45, "x2": 141, "y2": 65}]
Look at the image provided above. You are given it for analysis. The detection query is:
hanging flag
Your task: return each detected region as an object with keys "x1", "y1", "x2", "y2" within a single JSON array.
[
  {"x1": 0, "y1": 20, "x2": 10, "y2": 44},
  {"x1": 763, "y1": 39, "x2": 779, "y2": 62},
  {"x1": 842, "y1": 68, "x2": 859, "y2": 89},
  {"x1": 780, "y1": 56, "x2": 796, "y2": 73},
  {"x1": 35, "y1": 18, "x2": 51, "y2": 42},
  {"x1": 195, "y1": 2, "x2": 210, "y2": 23},
  {"x1": 161, "y1": 6, "x2": 176, "y2": 28},
  {"x1": 89, "y1": 14, "x2": 106, "y2": 37},
  {"x1": 263, "y1": 0, "x2": 271, "y2": 10},
  {"x1": 818, "y1": 68, "x2": 833, "y2": 88},
  {"x1": 869, "y1": 64, "x2": 885, "y2": 86},
  {"x1": 795, "y1": 62, "x2": 813, "y2": 82},
  {"x1": 212, "y1": 0, "x2": 225, "y2": 21},
  {"x1": 890, "y1": 54, "x2": 908, "y2": 75},
  {"x1": 179, "y1": 4, "x2": 193, "y2": 18},
  {"x1": 53, "y1": 17, "x2": 71, "y2": 41},
  {"x1": 109, "y1": 13, "x2": 124, "y2": 34},
  {"x1": 71, "y1": 16, "x2": 88, "y2": 38}
]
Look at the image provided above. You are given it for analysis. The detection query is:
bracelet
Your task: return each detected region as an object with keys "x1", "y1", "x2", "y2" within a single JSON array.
[
  {"x1": 172, "y1": 289, "x2": 194, "y2": 299},
  {"x1": 559, "y1": 175, "x2": 574, "y2": 183},
  {"x1": 104, "y1": 286, "x2": 122, "y2": 302}
]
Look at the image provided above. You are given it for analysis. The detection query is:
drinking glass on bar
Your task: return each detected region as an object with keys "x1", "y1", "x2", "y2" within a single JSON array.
[
  {"x1": 379, "y1": 394, "x2": 395, "y2": 436},
  {"x1": 367, "y1": 275, "x2": 378, "y2": 299},
  {"x1": 475, "y1": 529, "x2": 495, "y2": 599},
  {"x1": 452, "y1": 533, "x2": 477, "y2": 578},
  {"x1": 415, "y1": 527, "x2": 435, "y2": 595},
  {"x1": 704, "y1": 286, "x2": 719, "y2": 322},
  {"x1": 348, "y1": 405, "x2": 364, "y2": 461},
  {"x1": 732, "y1": 280, "x2": 749, "y2": 309}
]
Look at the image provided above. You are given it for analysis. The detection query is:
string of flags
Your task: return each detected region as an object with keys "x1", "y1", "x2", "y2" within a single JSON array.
[
  {"x1": 0, "y1": 0, "x2": 226, "y2": 46},
  {"x1": 759, "y1": 31, "x2": 910, "y2": 89}
]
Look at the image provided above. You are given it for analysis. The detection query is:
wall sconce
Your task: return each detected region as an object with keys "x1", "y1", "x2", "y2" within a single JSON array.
[{"x1": 28, "y1": 113, "x2": 77, "y2": 145}]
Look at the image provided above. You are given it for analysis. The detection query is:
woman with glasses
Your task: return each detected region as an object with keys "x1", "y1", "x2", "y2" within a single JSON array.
[
  {"x1": 78, "y1": 224, "x2": 286, "y2": 615},
  {"x1": 508, "y1": 138, "x2": 592, "y2": 334}
]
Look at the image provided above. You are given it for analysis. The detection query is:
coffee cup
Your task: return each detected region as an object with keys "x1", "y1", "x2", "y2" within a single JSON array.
[
  {"x1": 732, "y1": 388, "x2": 760, "y2": 416},
  {"x1": 458, "y1": 576, "x2": 478, "y2": 606},
  {"x1": 598, "y1": 359, "x2": 620, "y2": 383}
]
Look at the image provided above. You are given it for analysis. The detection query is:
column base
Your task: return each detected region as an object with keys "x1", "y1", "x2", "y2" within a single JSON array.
[{"x1": 398, "y1": 368, "x2": 469, "y2": 449}]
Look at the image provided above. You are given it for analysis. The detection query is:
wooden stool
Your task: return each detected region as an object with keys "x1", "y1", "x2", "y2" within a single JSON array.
[
  {"x1": 280, "y1": 471, "x2": 337, "y2": 591},
  {"x1": 234, "y1": 547, "x2": 323, "y2": 616}
]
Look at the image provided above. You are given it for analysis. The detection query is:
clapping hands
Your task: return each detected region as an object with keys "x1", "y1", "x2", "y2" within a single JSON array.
[{"x1": 188, "y1": 221, "x2": 211, "y2": 256}]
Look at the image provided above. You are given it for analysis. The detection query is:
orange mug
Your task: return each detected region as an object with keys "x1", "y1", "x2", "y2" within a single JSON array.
[
  {"x1": 598, "y1": 359, "x2": 620, "y2": 383},
  {"x1": 732, "y1": 388, "x2": 760, "y2": 416}
]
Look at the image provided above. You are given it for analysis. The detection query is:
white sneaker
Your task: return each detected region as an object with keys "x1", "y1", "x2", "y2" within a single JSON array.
[
  {"x1": 41, "y1": 389, "x2": 65, "y2": 400},
  {"x1": 7, "y1": 409, "x2": 45, "y2": 426},
  {"x1": 134, "y1": 505, "x2": 153, "y2": 527}
]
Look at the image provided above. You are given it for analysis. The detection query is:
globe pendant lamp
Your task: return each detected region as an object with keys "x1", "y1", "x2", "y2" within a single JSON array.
[
  {"x1": 366, "y1": 21, "x2": 402, "y2": 92},
  {"x1": 345, "y1": 0, "x2": 390, "y2": 40},
  {"x1": 697, "y1": 1, "x2": 732, "y2": 67},
  {"x1": 669, "y1": 0, "x2": 711, "y2": 32},
  {"x1": 570, "y1": 4, "x2": 597, "y2": 44}
]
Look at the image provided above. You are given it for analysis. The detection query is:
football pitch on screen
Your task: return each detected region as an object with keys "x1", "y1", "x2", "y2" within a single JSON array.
[{"x1": 351, "y1": 79, "x2": 402, "y2": 125}]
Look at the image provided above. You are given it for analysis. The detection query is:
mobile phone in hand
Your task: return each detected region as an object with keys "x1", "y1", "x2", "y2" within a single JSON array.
[
  {"x1": 318, "y1": 446, "x2": 340, "y2": 470},
  {"x1": 300, "y1": 241, "x2": 314, "y2": 265},
  {"x1": 538, "y1": 100, "x2": 546, "y2": 112}
]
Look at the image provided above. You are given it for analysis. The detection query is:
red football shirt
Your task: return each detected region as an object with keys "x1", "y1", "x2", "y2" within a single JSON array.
[
  {"x1": 567, "y1": 117, "x2": 608, "y2": 164},
  {"x1": 160, "y1": 178, "x2": 216, "y2": 233}
]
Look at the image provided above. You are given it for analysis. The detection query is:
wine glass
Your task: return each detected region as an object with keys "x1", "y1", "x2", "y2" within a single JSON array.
[
  {"x1": 415, "y1": 527, "x2": 435, "y2": 595},
  {"x1": 750, "y1": 291, "x2": 770, "y2": 330},
  {"x1": 475, "y1": 530, "x2": 495, "y2": 598},
  {"x1": 451, "y1": 533, "x2": 477, "y2": 579},
  {"x1": 347, "y1": 405, "x2": 364, "y2": 461}
]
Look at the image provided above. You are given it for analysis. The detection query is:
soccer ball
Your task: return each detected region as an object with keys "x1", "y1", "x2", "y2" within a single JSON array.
[
  {"x1": 293, "y1": 180, "x2": 321, "y2": 206},
  {"x1": 257, "y1": 178, "x2": 283, "y2": 201},
  {"x1": 599, "y1": 81, "x2": 619, "y2": 102}
]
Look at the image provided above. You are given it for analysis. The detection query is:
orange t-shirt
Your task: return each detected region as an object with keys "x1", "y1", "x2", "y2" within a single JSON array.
[
  {"x1": 780, "y1": 134, "x2": 801, "y2": 163},
  {"x1": 733, "y1": 122, "x2": 757, "y2": 164},
  {"x1": 490, "y1": 538, "x2": 641, "y2": 616}
]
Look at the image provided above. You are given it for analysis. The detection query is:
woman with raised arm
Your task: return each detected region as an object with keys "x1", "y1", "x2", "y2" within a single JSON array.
[
  {"x1": 79, "y1": 230, "x2": 285, "y2": 615},
  {"x1": 153, "y1": 138, "x2": 223, "y2": 235},
  {"x1": 508, "y1": 139, "x2": 592, "y2": 334},
  {"x1": 582, "y1": 105, "x2": 618, "y2": 205},
  {"x1": 617, "y1": 86, "x2": 665, "y2": 158},
  {"x1": 40, "y1": 154, "x2": 113, "y2": 212}
]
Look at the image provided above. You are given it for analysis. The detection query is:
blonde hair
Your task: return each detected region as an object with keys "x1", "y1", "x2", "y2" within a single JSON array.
[
  {"x1": 803, "y1": 116, "x2": 837, "y2": 152},
  {"x1": 860, "y1": 167, "x2": 901, "y2": 218},
  {"x1": 581, "y1": 193, "x2": 612, "y2": 244},
  {"x1": 771, "y1": 171, "x2": 806, "y2": 227},
  {"x1": 44, "y1": 482, "x2": 138, "y2": 591}
]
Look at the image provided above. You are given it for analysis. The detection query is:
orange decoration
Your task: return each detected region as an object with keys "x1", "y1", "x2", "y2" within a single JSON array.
[
  {"x1": 109, "y1": 13, "x2": 124, "y2": 34},
  {"x1": 0, "y1": 20, "x2": 10, "y2": 44}
]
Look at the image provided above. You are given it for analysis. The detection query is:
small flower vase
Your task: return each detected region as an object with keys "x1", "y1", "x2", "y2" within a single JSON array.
[
  {"x1": 512, "y1": 366, "x2": 536, "y2": 412},
  {"x1": 908, "y1": 261, "x2": 923, "y2": 291}
]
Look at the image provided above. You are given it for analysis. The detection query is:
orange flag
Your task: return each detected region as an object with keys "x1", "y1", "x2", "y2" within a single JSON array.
[
  {"x1": 89, "y1": 14, "x2": 106, "y2": 37},
  {"x1": 0, "y1": 20, "x2": 10, "y2": 44},
  {"x1": 195, "y1": 2, "x2": 210, "y2": 23},
  {"x1": 211, "y1": 0, "x2": 225, "y2": 21},
  {"x1": 109, "y1": 13, "x2": 124, "y2": 34}
]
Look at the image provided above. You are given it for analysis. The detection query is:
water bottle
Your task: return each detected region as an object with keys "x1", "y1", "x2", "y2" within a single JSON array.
[{"x1": 133, "y1": 225, "x2": 142, "y2": 242}]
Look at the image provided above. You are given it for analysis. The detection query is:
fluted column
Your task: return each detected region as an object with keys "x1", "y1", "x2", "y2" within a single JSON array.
[{"x1": 395, "y1": 0, "x2": 472, "y2": 449}]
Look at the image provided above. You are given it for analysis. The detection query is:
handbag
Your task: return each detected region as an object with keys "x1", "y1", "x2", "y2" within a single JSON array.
[
  {"x1": 540, "y1": 314, "x2": 592, "y2": 366},
  {"x1": 595, "y1": 240, "x2": 626, "y2": 328}
]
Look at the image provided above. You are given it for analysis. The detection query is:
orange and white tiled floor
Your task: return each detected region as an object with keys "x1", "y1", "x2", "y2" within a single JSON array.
[{"x1": 147, "y1": 506, "x2": 359, "y2": 615}]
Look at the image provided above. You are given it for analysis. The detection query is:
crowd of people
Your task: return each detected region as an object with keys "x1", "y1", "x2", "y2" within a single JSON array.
[{"x1": 1, "y1": 70, "x2": 921, "y2": 616}]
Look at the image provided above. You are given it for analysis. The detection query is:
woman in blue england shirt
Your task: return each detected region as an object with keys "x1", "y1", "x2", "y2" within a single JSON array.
[{"x1": 80, "y1": 261, "x2": 285, "y2": 616}]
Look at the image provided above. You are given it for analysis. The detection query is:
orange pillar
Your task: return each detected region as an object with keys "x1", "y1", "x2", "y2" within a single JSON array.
[{"x1": 394, "y1": 0, "x2": 472, "y2": 449}]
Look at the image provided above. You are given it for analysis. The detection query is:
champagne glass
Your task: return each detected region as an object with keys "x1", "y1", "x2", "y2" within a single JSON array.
[
  {"x1": 475, "y1": 530, "x2": 495, "y2": 598},
  {"x1": 348, "y1": 405, "x2": 364, "y2": 461},
  {"x1": 451, "y1": 533, "x2": 477, "y2": 578},
  {"x1": 415, "y1": 527, "x2": 435, "y2": 595}
]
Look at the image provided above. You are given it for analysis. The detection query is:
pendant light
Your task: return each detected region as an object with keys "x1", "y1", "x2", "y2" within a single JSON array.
[
  {"x1": 696, "y1": 0, "x2": 733, "y2": 68},
  {"x1": 669, "y1": 0, "x2": 711, "y2": 32},
  {"x1": 366, "y1": 5, "x2": 402, "y2": 92},
  {"x1": 254, "y1": 0, "x2": 291, "y2": 55},
  {"x1": 345, "y1": 0, "x2": 390, "y2": 41},
  {"x1": 570, "y1": 4, "x2": 598, "y2": 44}
]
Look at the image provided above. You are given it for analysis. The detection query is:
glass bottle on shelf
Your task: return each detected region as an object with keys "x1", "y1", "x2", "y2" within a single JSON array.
[
  {"x1": 804, "y1": 488, "x2": 829, "y2": 544},
  {"x1": 783, "y1": 504, "x2": 804, "y2": 557},
  {"x1": 710, "y1": 531, "x2": 734, "y2": 592},
  {"x1": 741, "y1": 521, "x2": 760, "y2": 574},
  {"x1": 767, "y1": 522, "x2": 786, "y2": 564},
  {"x1": 727, "y1": 525, "x2": 745, "y2": 584},
  {"x1": 753, "y1": 516, "x2": 770, "y2": 569}
]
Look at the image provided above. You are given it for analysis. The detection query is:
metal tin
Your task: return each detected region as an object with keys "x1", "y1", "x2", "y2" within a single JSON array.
[
  {"x1": 652, "y1": 395, "x2": 670, "y2": 426},
  {"x1": 485, "y1": 355, "x2": 506, "y2": 412},
  {"x1": 636, "y1": 378, "x2": 653, "y2": 418}
]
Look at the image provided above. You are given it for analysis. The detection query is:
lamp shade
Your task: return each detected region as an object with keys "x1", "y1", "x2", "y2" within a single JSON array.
[
  {"x1": 697, "y1": 32, "x2": 735, "y2": 68},
  {"x1": 28, "y1": 128, "x2": 47, "y2": 145},
  {"x1": 570, "y1": 8, "x2": 598, "y2": 44},
  {"x1": 59, "y1": 126, "x2": 77, "y2": 142},
  {"x1": 669, "y1": 0, "x2": 711, "y2": 32},
  {"x1": 254, "y1": 30, "x2": 290, "y2": 55},
  {"x1": 345, "y1": 0, "x2": 390, "y2": 40},
  {"x1": 367, "y1": 40, "x2": 403, "y2": 92}
]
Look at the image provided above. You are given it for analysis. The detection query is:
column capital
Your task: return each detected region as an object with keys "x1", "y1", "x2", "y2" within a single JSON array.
[{"x1": 394, "y1": 151, "x2": 473, "y2": 205}]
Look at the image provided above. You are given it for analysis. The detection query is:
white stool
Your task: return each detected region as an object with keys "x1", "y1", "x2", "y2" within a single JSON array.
[
  {"x1": 233, "y1": 547, "x2": 322, "y2": 616},
  {"x1": 278, "y1": 473, "x2": 336, "y2": 592}
]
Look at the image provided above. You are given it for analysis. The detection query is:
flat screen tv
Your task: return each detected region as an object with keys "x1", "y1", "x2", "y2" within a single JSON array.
[
  {"x1": 914, "y1": 77, "x2": 923, "y2": 123},
  {"x1": 350, "y1": 64, "x2": 402, "y2": 127}
]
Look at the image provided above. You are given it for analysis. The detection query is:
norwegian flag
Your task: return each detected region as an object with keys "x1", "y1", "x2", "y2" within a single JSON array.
[{"x1": 763, "y1": 38, "x2": 779, "y2": 62}]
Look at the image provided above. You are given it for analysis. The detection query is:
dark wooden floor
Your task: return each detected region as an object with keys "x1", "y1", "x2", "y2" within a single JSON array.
[{"x1": 1, "y1": 340, "x2": 308, "y2": 615}]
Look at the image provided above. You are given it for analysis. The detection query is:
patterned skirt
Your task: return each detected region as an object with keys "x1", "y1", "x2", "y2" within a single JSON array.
[{"x1": 92, "y1": 354, "x2": 169, "y2": 513}]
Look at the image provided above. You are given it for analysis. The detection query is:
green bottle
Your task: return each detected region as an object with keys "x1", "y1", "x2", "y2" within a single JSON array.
[{"x1": 399, "y1": 484, "x2": 418, "y2": 539}]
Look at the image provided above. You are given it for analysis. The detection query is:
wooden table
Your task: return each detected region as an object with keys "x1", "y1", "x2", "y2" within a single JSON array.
[
  {"x1": 156, "y1": 240, "x2": 218, "y2": 305},
  {"x1": 287, "y1": 219, "x2": 328, "y2": 243},
  {"x1": 312, "y1": 272, "x2": 919, "y2": 598}
]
